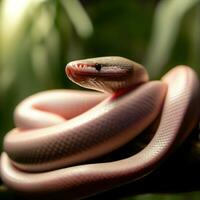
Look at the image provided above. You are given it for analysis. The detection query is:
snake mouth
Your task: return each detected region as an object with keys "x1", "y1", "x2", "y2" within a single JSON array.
[{"x1": 71, "y1": 70, "x2": 129, "y2": 77}]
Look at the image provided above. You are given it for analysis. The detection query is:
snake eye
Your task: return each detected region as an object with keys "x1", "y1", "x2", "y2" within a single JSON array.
[{"x1": 95, "y1": 63, "x2": 102, "y2": 71}]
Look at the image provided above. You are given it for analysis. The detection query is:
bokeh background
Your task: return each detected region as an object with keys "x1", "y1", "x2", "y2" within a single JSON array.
[{"x1": 0, "y1": 0, "x2": 200, "y2": 199}]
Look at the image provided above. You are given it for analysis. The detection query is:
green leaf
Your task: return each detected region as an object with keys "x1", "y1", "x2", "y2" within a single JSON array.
[{"x1": 145, "y1": 0, "x2": 200, "y2": 78}]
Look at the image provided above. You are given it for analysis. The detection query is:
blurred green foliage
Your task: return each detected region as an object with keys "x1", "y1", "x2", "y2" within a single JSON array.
[{"x1": 0, "y1": 0, "x2": 200, "y2": 199}]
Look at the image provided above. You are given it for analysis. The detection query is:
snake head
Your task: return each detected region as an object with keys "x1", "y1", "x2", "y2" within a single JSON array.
[{"x1": 66, "y1": 56, "x2": 148, "y2": 93}]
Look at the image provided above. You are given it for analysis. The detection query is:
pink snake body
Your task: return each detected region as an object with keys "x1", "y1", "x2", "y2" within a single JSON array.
[{"x1": 0, "y1": 57, "x2": 200, "y2": 199}]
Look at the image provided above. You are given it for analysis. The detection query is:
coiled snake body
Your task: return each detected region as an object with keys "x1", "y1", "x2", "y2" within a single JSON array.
[{"x1": 0, "y1": 57, "x2": 200, "y2": 199}]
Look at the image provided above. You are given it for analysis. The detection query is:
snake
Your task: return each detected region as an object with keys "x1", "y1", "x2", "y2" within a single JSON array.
[{"x1": 0, "y1": 56, "x2": 200, "y2": 199}]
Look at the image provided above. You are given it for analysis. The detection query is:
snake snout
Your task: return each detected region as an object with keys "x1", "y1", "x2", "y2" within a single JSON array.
[
  {"x1": 65, "y1": 64, "x2": 73, "y2": 77},
  {"x1": 65, "y1": 63, "x2": 81, "y2": 82}
]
